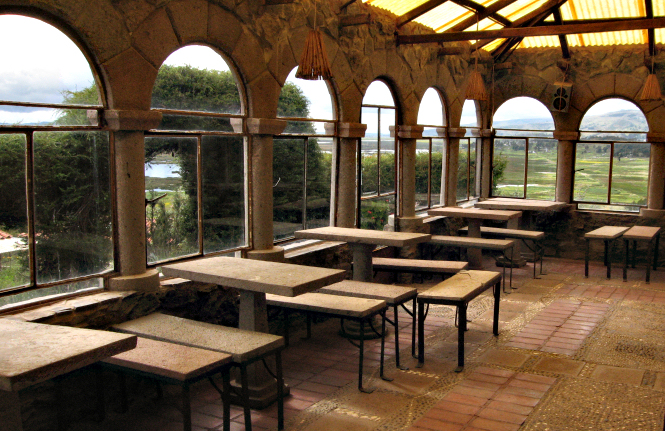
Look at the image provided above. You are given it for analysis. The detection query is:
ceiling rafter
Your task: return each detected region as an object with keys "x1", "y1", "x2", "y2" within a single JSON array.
[
  {"x1": 396, "y1": 0, "x2": 449, "y2": 28},
  {"x1": 396, "y1": 16, "x2": 665, "y2": 45},
  {"x1": 552, "y1": 8, "x2": 571, "y2": 59},
  {"x1": 449, "y1": 0, "x2": 512, "y2": 27},
  {"x1": 645, "y1": 0, "x2": 655, "y2": 56},
  {"x1": 492, "y1": 10, "x2": 553, "y2": 62},
  {"x1": 447, "y1": 0, "x2": 520, "y2": 32}
]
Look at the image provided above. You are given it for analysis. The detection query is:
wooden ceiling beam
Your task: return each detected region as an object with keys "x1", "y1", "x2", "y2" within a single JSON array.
[
  {"x1": 396, "y1": 0, "x2": 449, "y2": 28},
  {"x1": 397, "y1": 16, "x2": 665, "y2": 44},
  {"x1": 552, "y1": 8, "x2": 571, "y2": 59},
  {"x1": 645, "y1": 0, "x2": 656, "y2": 56},
  {"x1": 449, "y1": 0, "x2": 512, "y2": 27},
  {"x1": 448, "y1": 0, "x2": 519, "y2": 32}
]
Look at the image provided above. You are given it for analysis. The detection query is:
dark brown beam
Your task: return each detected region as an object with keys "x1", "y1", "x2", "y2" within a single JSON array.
[
  {"x1": 448, "y1": 0, "x2": 519, "y2": 32},
  {"x1": 450, "y1": 0, "x2": 512, "y2": 27},
  {"x1": 552, "y1": 8, "x2": 570, "y2": 59},
  {"x1": 340, "y1": 14, "x2": 371, "y2": 27},
  {"x1": 339, "y1": 0, "x2": 359, "y2": 12},
  {"x1": 397, "y1": 0, "x2": 448, "y2": 28},
  {"x1": 397, "y1": 16, "x2": 665, "y2": 44},
  {"x1": 645, "y1": 0, "x2": 655, "y2": 56},
  {"x1": 263, "y1": 0, "x2": 294, "y2": 4}
]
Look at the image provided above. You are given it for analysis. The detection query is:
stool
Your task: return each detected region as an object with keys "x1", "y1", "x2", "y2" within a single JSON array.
[
  {"x1": 623, "y1": 226, "x2": 661, "y2": 283},
  {"x1": 585, "y1": 226, "x2": 630, "y2": 279}
]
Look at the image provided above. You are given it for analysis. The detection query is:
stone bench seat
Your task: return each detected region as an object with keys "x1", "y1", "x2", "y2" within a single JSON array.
[
  {"x1": 623, "y1": 226, "x2": 661, "y2": 283},
  {"x1": 265, "y1": 292, "x2": 387, "y2": 392},
  {"x1": 102, "y1": 337, "x2": 233, "y2": 431},
  {"x1": 584, "y1": 226, "x2": 630, "y2": 279},
  {"x1": 428, "y1": 235, "x2": 515, "y2": 291},
  {"x1": 372, "y1": 257, "x2": 468, "y2": 275},
  {"x1": 112, "y1": 313, "x2": 285, "y2": 431},
  {"x1": 459, "y1": 226, "x2": 545, "y2": 278},
  {"x1": 417, "y1": 270, "x2": 502, "y2": 372},
  {"x1": 318, "y1": 280, "x2": 420, "y2": 368}
]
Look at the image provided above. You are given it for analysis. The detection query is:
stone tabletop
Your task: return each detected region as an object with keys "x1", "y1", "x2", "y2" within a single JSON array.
[
  {"x1": 623, "y1": 226, "x2": 662, "y2": 240},
  {"x1": 294, "y1": 226, "x2": 431, "y2": 247},
  {"x1": 103, "y1": 337, "x2": 232, "y2": 382},
  {"x1": 161, "y1": 256, "x2": 347, "y2": 297},
  {"x1": 428, "y1": 207, "x2": 522, "y2": 221},
  {"x1": 0, "y1": 318, "x2": 137, "y2": 392},
  {"x1": 475, "y1": 198, "x2": 568, "y2": 212},
  {"x1": 113, "y1": 313, "x2": 284, "y2": 363},
  {"x1": 585, "y1": 226, "x2": 630, "y2": 239}
]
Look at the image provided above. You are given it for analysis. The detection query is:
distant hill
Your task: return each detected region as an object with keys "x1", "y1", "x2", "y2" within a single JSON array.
[{"x1": 491, "y1": 109, "x2": 648, "y2": 132}]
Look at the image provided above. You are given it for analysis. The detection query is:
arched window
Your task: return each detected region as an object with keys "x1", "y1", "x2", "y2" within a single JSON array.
[
  {"x1": 458, "y1": 100, "x2": 480, "y2": 202},
  {"x1": 273, "y1": 68, "x2": 335, "y2": 242},
  {"x1": 146, "y1": 45, "x2": 246, "y2": 264},
  {"x1": 492, "y1": 97, "x2": 557, "y2": 200},
  {"x1": 0, "y1": 15, "x2": 110, "y2": 309},
  {"x1": 360, "y1": 81, "x2": 397, "y2": 230},
  {"x1": 416, "y1": 88, "x2": 446, "y2": 210},
  {"x1": 574, "y1": 98, "x2": 649, "y2": 212}
]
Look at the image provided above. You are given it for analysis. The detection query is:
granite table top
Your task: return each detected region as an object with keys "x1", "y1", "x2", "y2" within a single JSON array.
[
  {"x1": 294, "y1": 226, "x2": 431, "y2": 247},
  {"x1": 475, "y1": 198, "x2": 568, "y2": 212},
  {"x1": 428, "y1": 207, "x2": 522, "y2": 221}
]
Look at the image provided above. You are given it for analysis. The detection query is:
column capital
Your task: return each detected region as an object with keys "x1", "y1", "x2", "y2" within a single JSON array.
[
  {"x1": 479, "y1": 129, "x2": 493, "y2": 138},
  {"x1": 333, "y1": 122, "x2": 367, "y2": 138},
  {"x1": 647, "y1": 132, "x2": 665, "y2": 143},
  {"x1": 553, "y1": 131, "x2": 579, "y2": 141},
  {"x1": 389, "y1": 125, "x2": 425, "y2": 139},
  {"x1": 448, "y1": 128, "x2": 467, "y2": 138},
  {"x1": 104, "y1": 110, "x2": 162, "y2": 131},
  {"x1": 244, "y1": 118, "x2": 287, "y2": 135}
]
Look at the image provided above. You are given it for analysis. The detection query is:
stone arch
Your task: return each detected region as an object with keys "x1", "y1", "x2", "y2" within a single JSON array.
[{"x1": 417, "y1": 87, "x2": 448, "y2": 127}]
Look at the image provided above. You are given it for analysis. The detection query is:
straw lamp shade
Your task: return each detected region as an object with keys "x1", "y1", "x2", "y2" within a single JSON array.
[
  {"x1": 466, "y1": 69, "x2": 488, "y2": 101},
  {"x1": 296, "y1": 29, "x2": 333, "y2": 81},
  {"x1": 640, "y1": 73, "x2": 662, "y2": 101}
]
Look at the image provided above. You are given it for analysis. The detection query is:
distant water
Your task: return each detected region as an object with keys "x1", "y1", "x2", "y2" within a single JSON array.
[{"x1": 145, "y1": 163, "x2": 180, "y2": 178}]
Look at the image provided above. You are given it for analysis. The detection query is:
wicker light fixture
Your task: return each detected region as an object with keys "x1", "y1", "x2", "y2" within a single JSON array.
[
  {"x1": 465, "y1": 13, "x2": 488, "y2": 101},
  {"x1": 296, "y1": 0, "x2": 332, "y2": 80},
  {"x1": 640, "y1": 56, "x2": 662, "y2": 101}
]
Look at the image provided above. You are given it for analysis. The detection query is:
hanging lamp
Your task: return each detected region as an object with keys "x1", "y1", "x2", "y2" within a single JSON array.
[
  {"x1": 465, "y1": 12, "x2": 488, "y2": 101},
  {"x1": 640, "y1": 55, "x2": 662, "y2": 101},
  {"x1": 296, "y1": 0, "x2": 332, "y2": 80}
]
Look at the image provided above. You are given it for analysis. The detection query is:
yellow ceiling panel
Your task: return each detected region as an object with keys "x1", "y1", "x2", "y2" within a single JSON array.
[
  {"x1": 656, "y1": 0, "x2": 665, "y2": 16},
  {"x1": 657, "y1": 28, "x2": 665, "y2": 44},
  {"x1": 498, "y1": 0, "x2": 549, "y2": 20},
  {"x1": 520, "y1": 35, "x2": 562, "y2": 48},
  {"x1": 414, "y1": 2, "x2": 473, "y2": 32},
  {"x1": 562, "y1": 0, "x2": 644, "y2": 20},
  {"x1": 363, "y1": 0, "x2": 431, "y2": 17}
]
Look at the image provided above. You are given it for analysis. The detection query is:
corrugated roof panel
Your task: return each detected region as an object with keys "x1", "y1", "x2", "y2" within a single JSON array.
[
  {"x1": 656, "y1": 28, "x2": 664, "y2": 45},
  {"x1": 363, "y1": 0, "x2": 431, "y2": 17},
  {"x1": 416, "y1": 2, "x2": 473, "y2": 32},
  {"x1": 482, "y1": 38, "x2": 506, "y2": 51},
  {"x1": 656, "y1": 0, "x2": 665, "y2": 16},
  {"x1": 569, "y1": 30, "x2": 646, "y2": 47},
  {"x1": 520, "y1": 35, "x2": 561, "y2": 48},
  {"x1": 564, "y1": 0, "x2": 643, "y2": 20},
  {"x1": 498, "y1": 0, "x2": 549, "y2": 20}
]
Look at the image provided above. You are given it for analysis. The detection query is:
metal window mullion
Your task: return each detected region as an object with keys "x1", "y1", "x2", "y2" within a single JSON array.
[
  {"x1": 466, "y1": 139, "x2": 471, "y2": 201},
  {"x1": 197, "y1": 135, "x2": 204, "y2": 255},
  {"x1": 356, "y1": 136, "x2": 362, "y2": 227},
  {"x1": 428, "y1": 138, "x2": 433, "y2": 208},
  {"x1": 25, "y1": 132, "x2": 36, "y2": 287},
  {"x1": 608, "y1": 142, "x2": 614, "y2": 204},
  {"x1": 377, "y1": 107, "x2": 382, "y2": 197},
  {"x1": 303, "y1": 137, "x2": 308, "y2": 230},
  {"x1": 523, "y1": 138, "x2": 529, "y2": 199}
]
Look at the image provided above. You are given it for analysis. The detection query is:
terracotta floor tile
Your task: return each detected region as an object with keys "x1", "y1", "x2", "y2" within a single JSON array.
[
  {"x1": 434, "y1": 400, "x2": 482, "y2": 416},
  {"x1": 450, "y1": 385, "x2": 495, "y2": 400},
  {"x1": 477, "y1": 407, "x2": 528, "y2": 425},
  {"x1": 590, "y1": 365, "x2": 645, "y2": 386},
  {"x1": 485, "y1": 400, "x2": 533, "y2": 416},
  {"x1": 413, "y1": 417, "x2": 463, "y2": 431},
  {"x1": 442, "y1": 392, "x2": 488, "y2": 407},
  {"x1": 514, "y1": 373, "x2": 557, "y2": 385},
  {"x1": 501, "y1": 385, "x2": 545, "y2": 399},
  {"x1": 492, "y1": 392, "x2": 541, "y2": 407},
  {"x1": 460, "y1": 379, "x2": 503, "y2": 392},
  {"x1": 426, "y1": 408, "x2": 474, "y2": 425},
  {"x1": 469, "y1": 416, "x2": 521, "y2": 431}
]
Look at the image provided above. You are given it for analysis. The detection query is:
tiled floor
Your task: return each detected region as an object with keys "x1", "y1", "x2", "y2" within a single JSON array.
[{"x1": 69, "y1": 255, "x2": 665, "y2": 431}]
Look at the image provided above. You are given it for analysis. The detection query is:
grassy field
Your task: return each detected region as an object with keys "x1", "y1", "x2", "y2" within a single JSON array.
[{"x1": 493, "y1": 142, "x2": 649, "y2": 206}]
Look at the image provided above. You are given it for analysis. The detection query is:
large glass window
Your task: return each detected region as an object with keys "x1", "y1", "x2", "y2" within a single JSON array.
[
  {"x1": 146, "y1": 45, "x2": 246, "y2": 265},
  {"x1": 360, "y1": 81, "x2": 397, "y2": 230},
  {"x1": 492, "y1": 97, "x2": 557, "y2": 200},
  {"x1": 0, "y1": 15, "x2": 111, "y2": 309},
  {"x1": 458, "y1": 100, "x2": 480, "y2": 202},
  {"x1": 574, "y1": 99, "x2": 649, "y2": 212},
  {"x1": 416, "y1": 88, "x2": 446, "y2": 211},
  {"x1": 273, "y1": 69, "x2": 334, "y2": 242}
]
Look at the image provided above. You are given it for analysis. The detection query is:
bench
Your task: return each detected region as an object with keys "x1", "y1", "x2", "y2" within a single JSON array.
[
  {"x1": 113, "y1": 313, "x2": 285, "y2": 431},
  {"x1": 417, "y1": 270, "x2": 502, "y2": 372},
  {"x1": 459, "y1": 226, "x2": 545, "y2": 279},
  {"x1": 428, "y1": 235, "x2": 515, "y2": 291},
  {"x1": 623, "y1": 226, "x2": 661, "y2": 283},
  {"x1": 265, "y1": 292, "x2": 387, "y2": 393},
  {"x1": 584, "y1": 226, "x2": 630, "y2": 279},
  {"x1": 318, "y1": 280, "x2": 422, "y2": 369},
  {"x1": 102, "y1": 337, "x2": 233, "y2": 431},
  {"x1": 371, "y1": 257, "x2": 468, "y2": 282}
]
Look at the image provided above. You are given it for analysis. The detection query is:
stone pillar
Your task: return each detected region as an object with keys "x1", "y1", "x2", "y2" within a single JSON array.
[
  {"x1": 479, "y1": 129, "x2": 494, "y2": 199},
  {"x1": 445, "y1": 128, "x2": 466, "y2": 206},
  {"x1": 328, "y1": 123, "x2": 366, "y2": 227},
  {"x1": 390, "y1": 125, "x2": 424, "y2": 218},
  {"x1": 642, "y1": 133, "x2": 665, "y2": 217},
  {"x1": 106, "y1": 110, "x2": 162, "y2": 292},
  {"x1": 554, "y1": 131, "x2": 579, "y2": 203}
]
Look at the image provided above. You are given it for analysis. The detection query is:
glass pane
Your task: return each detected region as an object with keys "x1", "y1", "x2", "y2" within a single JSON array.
[
  {"x1": 457, "y1": 139, "x2": 470, "y2": 201},
  {"x1": 145, "y1": 136, "x2": 199, "y2": 264},
  {"x1": 574, "y1": 143, "x2": 610, "y2": 203},
  {"x1": 469, "y1": 138, "x2": 478, "y2": 199},
  {"x1": 0, "y1": 134, "x2": 29, "y2": 292},
  {"x1": 34, "y1": 131, "x2": 113, "y2": 283},
  {"x1": 415, "y1": 139, "x2": 431, "y2": 210},
  {"x1": 273, "y1": 138, "x2": 305, "y2": 241},
  {"x1": 153, "y1": 46, "x2": 241, "y2": 115},
  {"x1": 418, "y1": 88, "x2": 445, "y2": 127},
  {"x1": 157, "y1": 114, "x2": 234, "y2": 132},
  {"x1": 580, "y1": 99, "x2": 648, "y2": 132},
  {"x1": 430, "y1": 139, "x2": 444, "y2": 207},
  {"x1": 526, "y1": 139, "x2": 558, "y2": 200},
  {"x1": 380, "y1": 107, "x2": 396, "y2": 194},
  {"x1": 0, "y1": 106, "x2": 98, "y2": 127},
  {"x1": 282, "y1": 121, "x2": 331, "y2": 135},
  {"x1": 610, "y1": 143, "x2": 650, "y2": 206},
  {"x1": 278, "y1": 68, "x2": 334, "y2": 120},
  {"x1": 580, "y1": 132, "x2": 647, "y2": 142},
  {"x1": 306, "y1": 137, "x2": 332, "y2": 230},
  {"x1": 493, "y1": 97, "x2": 554, "y2": 130},
  {"x1": 0, "y1": 278, "x2": 102, "y2": 310},
  {"x1": 361, "y1": 106, "x2": 379, "y2": 197},
  {"x1": 460, "y1": 100, "x2": 478, "y2": 127},
  {"x1": 360, "y1": 196, "x2": 394, "y2": 231},
  {"x1": 0, "y1": 15, "x2": 101, "y2": 106},
  {"x1": 493, "y1": 137, "x2": 526, "y2": 198},
  {"x1": 201, "y1": 135, "x2": 246, "y2": 253},
  {"x1": 363, "y1": 81, "x2": 395, "y2": 107}
]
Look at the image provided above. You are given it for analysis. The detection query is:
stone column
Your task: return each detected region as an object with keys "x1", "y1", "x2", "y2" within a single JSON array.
[
  {"x1": 554, "y1": 131, "x2": 579, "y2": 203},
  {"x1": 479, "y1": 129, "x2": 494, "y2": 199},
  {"x1": 643, "y1": 133, "x2": 665, "y2": 217},
  {"x1": 106, "y1": 110, "x2": 162, "y2": 292},
  {"x1": 390, "y1": 125, "x2": 424, "y2": 218},
  {"x1": 328, "y1": 123, "x2": 367, "y2": 227},
  {"x1": 445, "y1": 128, "x2": 467, "y2": 206}
]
